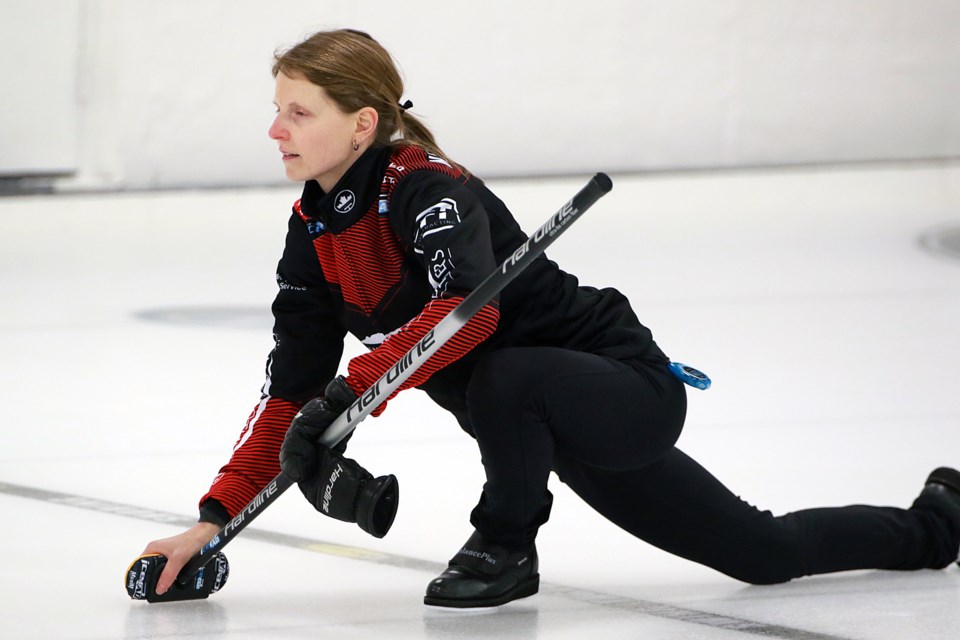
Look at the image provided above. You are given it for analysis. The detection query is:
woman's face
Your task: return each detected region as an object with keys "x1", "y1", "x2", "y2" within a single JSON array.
[{"x1": 269, "y1": 72, "x2": 363, "y2": 192}]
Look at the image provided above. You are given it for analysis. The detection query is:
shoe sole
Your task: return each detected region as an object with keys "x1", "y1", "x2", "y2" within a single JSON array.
[{"x1": 423, "y1": 576, "x2": 540, "y2": 609}]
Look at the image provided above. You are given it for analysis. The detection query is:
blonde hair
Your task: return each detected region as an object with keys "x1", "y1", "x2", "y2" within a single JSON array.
[{"x1": 272, "y1": 29, "x2": 455, "y2": 165}]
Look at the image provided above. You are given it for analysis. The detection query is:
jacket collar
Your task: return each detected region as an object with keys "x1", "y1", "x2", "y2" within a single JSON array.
[{"x1": 298, "y1": 145, "x2": 393, "y2": 234}]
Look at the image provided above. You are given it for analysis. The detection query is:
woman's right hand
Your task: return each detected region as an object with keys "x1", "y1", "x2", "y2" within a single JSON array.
[{"x1": 141, "y1": 522, "x2": 221, "y2": 595}]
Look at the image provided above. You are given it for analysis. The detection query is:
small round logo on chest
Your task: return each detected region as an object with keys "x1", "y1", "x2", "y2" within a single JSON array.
[{"x1": 334, "y1": 190, "x2": 356, "y2": 214}]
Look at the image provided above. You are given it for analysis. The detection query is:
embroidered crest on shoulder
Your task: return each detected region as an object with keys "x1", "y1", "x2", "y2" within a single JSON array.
[{"x1": 413, "y1": 198, "x2": 460, "y2": 253}]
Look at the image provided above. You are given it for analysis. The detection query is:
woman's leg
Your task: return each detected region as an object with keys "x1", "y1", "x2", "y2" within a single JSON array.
[
  {"x1": 464, "y1": 347, "x2": 686, "y2": 547},
  {"x1": 425, "y1": 346, "x2": 686, "y2": 607},
  {"x1": 554, "y1": 447, "x2": 960, "y2": 583}
]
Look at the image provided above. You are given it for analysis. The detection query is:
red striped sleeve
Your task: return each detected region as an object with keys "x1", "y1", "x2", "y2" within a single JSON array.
[
  {"x1": 344, "y1": 296, "x2": 500, "y2": 415},
  {"x1": 199, "y1": 396, "x2": 301, "y2": 517}
]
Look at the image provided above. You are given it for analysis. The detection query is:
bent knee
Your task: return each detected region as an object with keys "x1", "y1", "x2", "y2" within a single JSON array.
[
  {"x1": 715, "y1": 547, "x2": 805, "y2": 585},
  {"x1": 709, "y1": 524, "x2": 807, "y2": 585},
  {"x1": 727, "y1": 565, "x2": 797, "y2": 585}
]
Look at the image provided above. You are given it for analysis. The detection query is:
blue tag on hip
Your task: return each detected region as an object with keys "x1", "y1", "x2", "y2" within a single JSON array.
[{"x1": 669, "y1": 362, "x2": 711, "y2": 390}]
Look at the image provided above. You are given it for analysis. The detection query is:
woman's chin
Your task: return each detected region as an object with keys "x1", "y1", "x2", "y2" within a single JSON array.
[{"x1": 282, "y1": 166, "x2": 310, "y2": 182}]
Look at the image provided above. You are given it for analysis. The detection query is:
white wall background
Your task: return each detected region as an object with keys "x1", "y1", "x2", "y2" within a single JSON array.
[
  {"x1": 2, "y1": 0, "x2": 959, "y2": 190},
  {"x1": 0, "y1": 1, "x2": 80, "y2": 176}
]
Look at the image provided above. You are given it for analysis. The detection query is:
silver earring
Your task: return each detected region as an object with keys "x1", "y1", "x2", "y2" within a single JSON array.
[{"x1": 352, "y1": 139, "x2": 360, "y2": 151}]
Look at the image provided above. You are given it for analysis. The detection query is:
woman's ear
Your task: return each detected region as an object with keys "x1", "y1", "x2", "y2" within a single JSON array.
[{"x1": 355, "y1": 107, "x2": 379, "y2": 145}]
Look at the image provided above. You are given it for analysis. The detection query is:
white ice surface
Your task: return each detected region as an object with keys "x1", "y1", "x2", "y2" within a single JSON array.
[{"x1": 2, "y1": 162, "x2": 960, "y2": 639}]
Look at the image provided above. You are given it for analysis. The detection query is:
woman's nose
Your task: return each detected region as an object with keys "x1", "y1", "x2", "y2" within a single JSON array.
[{"x1": 268, "y1": 116, "x2": 287, "y2": 140}]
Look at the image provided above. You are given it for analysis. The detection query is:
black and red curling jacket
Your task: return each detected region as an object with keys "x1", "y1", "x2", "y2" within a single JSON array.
[{"x1": 200, "y1": 145, "x2": 664, "y2": 522}]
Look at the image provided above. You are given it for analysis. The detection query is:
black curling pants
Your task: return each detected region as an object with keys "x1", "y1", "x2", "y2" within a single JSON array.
[{"x1": 465, "y1": 347, "x2": 958, "y2": 584}]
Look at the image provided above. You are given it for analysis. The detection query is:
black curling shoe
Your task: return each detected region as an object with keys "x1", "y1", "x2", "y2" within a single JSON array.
[
  {"x1": 922, "y1": 468, "x2": 960, "y2": 525},
  {"x1": 424, "y1": 531, "x2": 539, "y2": 608},
  {"x1": 920, "y1": 467, "x2": 960, "y2": 565}
]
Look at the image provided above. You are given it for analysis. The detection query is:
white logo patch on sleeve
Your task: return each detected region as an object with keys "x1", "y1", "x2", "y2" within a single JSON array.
[{"x1": 413, "y1": 198, "x2": 460, "y2": 253}]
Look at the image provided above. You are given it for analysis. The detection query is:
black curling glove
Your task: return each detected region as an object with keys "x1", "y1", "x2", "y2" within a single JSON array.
[
  {"x1": 298, "y1": 447, "x2": 399, "y2": 537},
  {"x1": 280, "y1": 376, "x2": 357, "y2": 480},
  {"x1": 280, "y1": 376, "x2": 399, "y2": 538}
]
